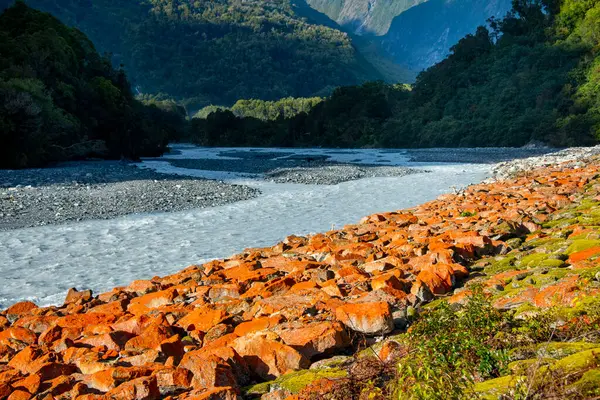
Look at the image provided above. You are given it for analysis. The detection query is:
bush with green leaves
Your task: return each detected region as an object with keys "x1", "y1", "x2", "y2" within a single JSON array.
[{"x1": 395, "y1": 290, "x2": 510, "y2": 399}]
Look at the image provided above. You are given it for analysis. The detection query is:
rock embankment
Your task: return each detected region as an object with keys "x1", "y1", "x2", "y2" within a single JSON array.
[
  {"x1": 2, "y1": 156, "x2": 600, "y2": 399},
  {"x1": 0, "y1": 162, "x2": 259, "y2": 230}
]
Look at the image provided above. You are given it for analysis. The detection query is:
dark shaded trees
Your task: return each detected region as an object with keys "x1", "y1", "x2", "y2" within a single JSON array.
[{"x1": 0, "y1": 2, "x2": 185, "y2": 168}]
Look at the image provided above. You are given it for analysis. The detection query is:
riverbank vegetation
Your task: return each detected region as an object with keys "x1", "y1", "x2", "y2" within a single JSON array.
[{"x1": 192, "y1": 0, "x2": 600, "y2": 148}]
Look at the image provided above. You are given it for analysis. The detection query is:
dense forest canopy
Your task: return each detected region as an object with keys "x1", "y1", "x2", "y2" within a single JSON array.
[
  {"x1": 193, "y1": 0, "x2": 600, "y2": 148},
  {"x1": 0, "y1": 2, "x2": 185, "y2": 168},
  {"x1": 194, "y1": 97, "x2": 324, "y2": 121},
  {"x1": 0, "y1": 0, "x2": 382, "y2": 109}
]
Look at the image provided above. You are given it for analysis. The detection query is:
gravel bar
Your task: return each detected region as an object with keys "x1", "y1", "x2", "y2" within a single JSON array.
[
  {"x1": 0, "y1": 161, "x2": 259, "y2": 231},
  {"x1": 265, "y1": 165, "x2": 424, "y2": 185}
]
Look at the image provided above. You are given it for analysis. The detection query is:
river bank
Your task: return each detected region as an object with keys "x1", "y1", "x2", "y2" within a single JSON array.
[
  {"x1": 0, "y1": 161, "x2": 259, "y2": 231},
  {"x1": 1, "y1": 150, "x2": 600, "y2": 399},
  {"x1": 0, "y1": 146, "x2": 564, "y2": 231}
]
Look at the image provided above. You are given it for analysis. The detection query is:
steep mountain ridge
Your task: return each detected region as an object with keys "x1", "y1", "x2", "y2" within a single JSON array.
[
  {"x1": 304, "y1": 0, "x2": 512, "y2": 74},
  {"x1": 305, "y1": 0, "x2": 426, "y2": 35},
  {"x1": 379, "y1": 0, "x2": 512, "y2": 71}
]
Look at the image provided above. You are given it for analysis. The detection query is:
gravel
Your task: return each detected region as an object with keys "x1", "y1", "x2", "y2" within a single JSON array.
[
  {"x1": 0, "y1": 161, "x2": 259, "y2": 231},
  {"x1": 492, "y1": 146, "x2": 600, "y2": 179},
  {"x1": 265, "y1": 165, "x2": 424, "y2": 185}
]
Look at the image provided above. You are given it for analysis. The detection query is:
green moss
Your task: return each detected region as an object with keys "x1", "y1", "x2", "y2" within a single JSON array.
[
  {"x1": 243, "y1": 368, "x2": 348, "y2": 395},
  {"x1": 244, "y1": 381, "x2": 271, "y2": 396},
  {"x1": 513, "y1": 302, "x2": 539, "y2": 317},
  {"x1": 515, "y1": 253, "x2": 566, "y2": 269},
  {"x1": 569, "y1": 227, "x2": 600, "y2": 240},
  {"x1": 517, "y1": 253, "x2": 551, "y2": 268},
  {"x1": 536, "y1": 239, "x2": 571, "y2": 254},
  {"x1": 551, "y1": 349, "x2": 600, "y2": 374},
  {"x1": 569, "y1": 368, "x2": 600, "y2": 397},
  {"x1": 508, "y1": 358, "x2": 554, "y2": 374},
  {"x1": 542, "y1": 217, "x2": 579, "y2": 229},
  {"x1": 540, "y1": 258, "x2": 567, "y2": 268},
  {"x1": 566, "y1": 240, "x2": 600, "y2": 254},
  {"x1": 577, "y1": 214, "x2": 600, "y2": 227},
  {"x1": 484, "y1": 255, "x2": 518, "y2": 275},
  {"x1": 473, "y1": 375, "x2": 524, "y2": 399},
  {"x1": 575, "y1": 199, "x2": 600, "y2": 211},
  {"x1": 531, "y1": 269, "x2": 570, "y2": 287}
]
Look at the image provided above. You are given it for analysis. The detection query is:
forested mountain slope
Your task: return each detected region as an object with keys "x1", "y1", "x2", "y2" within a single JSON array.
[
  {"x1": 0, "y1": 2, "x2": 185, "y2": 168},
  {"x1": 304, "y1": 0, "x2": 512, "y2": 74},
  {"x1": 193, "y1": 0, "x2": 600, "y2": 148},
  {"x1": 0, "y1": 0, "x2": 383, "y2": 109},
  {"x1": 379, "y1": 0, "x2": 512, "y2": 71}
]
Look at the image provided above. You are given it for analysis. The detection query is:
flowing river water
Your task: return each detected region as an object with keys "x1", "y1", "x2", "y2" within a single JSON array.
[{"x1": 0, "y1": 146, "x2": 506, "y2": 307}]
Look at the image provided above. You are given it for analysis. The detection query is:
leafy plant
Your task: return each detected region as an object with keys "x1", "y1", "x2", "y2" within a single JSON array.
[{"x1": 395, "y1": 289, "x2": 510, "y2": 399}]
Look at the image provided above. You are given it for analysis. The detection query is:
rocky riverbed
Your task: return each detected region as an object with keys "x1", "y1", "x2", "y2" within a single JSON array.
[
  {"x1": 0, "y1": 162, "x2": 258, "y2": 230},
  {"x1": 2, "y1": 154, "x2": 600, "y2": 399},
  {"x1": 491, "y1": 145, "x2": 600, "y2": 179},
  {"x1": 265, "y1": 165, "x2": 422, "y2": 185}
]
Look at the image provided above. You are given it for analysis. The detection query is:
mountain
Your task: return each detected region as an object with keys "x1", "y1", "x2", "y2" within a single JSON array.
[
  {"x1": 303, "y1": 0, "x2": 512, "y2": 74},
  {"x1": 379, "y1": 0, "x2": 512, "y2": 71},
  {"x1": 0, "y1": 0, "x2": 383, "y2": 109},
  {"x1": 0, "y1": 2, "x2": 185, "y2": 168},
  {"x1": 193, "y1": 0, "x2": 600, "y2": 148},
  {"x1": 304, "y1": 0, "x2": 426, "y2": 35}
]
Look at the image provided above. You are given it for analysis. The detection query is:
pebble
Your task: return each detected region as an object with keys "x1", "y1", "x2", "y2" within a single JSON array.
[
  {"x1": 0, "y1": 161, "x2": 259, "y2": 231},
  {"x1": 265, "y1": 165, "x2": 424, "y2": 185}
]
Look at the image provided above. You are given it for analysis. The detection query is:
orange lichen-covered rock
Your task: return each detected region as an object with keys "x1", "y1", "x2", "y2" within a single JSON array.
[
  {"x1": 568, "y1": 247, "x2": 600, "y2": 264},
  {"x1": 233, "y1": 315, "x2": 283, "y2": 337},
  {"x1": 127, "y1": 288, "x2": 178, "y2": 315},
  {"x1": 0, "y1": 327, "x2": 37, "y2": 347},
  {"x1": 231, "y1": 335, "x2": 309, "y2": 380},
  {"x1": 87, "y1": 366, "x2": 155, "y2": 392},
  {"x1": 414, "y1": 263, "x2": 457, "y2": 295},
  {"x1": 276, "y1": 321, "x2": 349, "y2": 359},
  {"x1": 125, "y1": 323, "x2": 173, "y2": 351},
  {"x1": 335, "y1": 302, "x2": 393, "y2": 335},
  {"x1": 3, "y1": 157, "x2": 600, "y2": 399},
  {"x1": 64, "y1": 288, "x2": 93, "y2": 305},
  {"x1": 12, "y1": 373, "x2": 41, "y2": 394},
  {"x1": 177, "y1": 308, "x2": 228, "y2": 332},
  {"x1": 185, "y1": 386, "x2": 240, "y2": 400},
  {"x1": 105, "y1": 376, "x2": 160, "y2": 400},
  {"x1": 55, "y1": 313, "x2": 116, "y2": 329},
  {"x1": 5, "y1": 302, "x2": 38, "y2": 323},
  {"x1": 179, "y1": 352, "x2": 238, "y2": 389},
  {"x1": 7, "y1": 390, "x2": 32, "y2": 400},
  {"x1": 155, "y1": 367, "x2": 193, "y2": 395}
]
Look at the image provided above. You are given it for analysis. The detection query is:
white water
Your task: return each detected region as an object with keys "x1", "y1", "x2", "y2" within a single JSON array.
[{"x1": 0, "y1": 147, "x2": 491, "y2": 308}]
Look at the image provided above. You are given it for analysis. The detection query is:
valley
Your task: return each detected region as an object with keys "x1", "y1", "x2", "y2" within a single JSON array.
[{"x1": 2, "y1": 0, "x2": 600, "y2": 398}]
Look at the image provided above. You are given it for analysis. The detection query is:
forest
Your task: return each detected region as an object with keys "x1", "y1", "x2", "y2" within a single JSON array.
[
  {"x1": 192, "y1": 0, "x2": 600, "y2": 148},
  {"x1": 0, "y1": 2, "x2": 186, "y2": 168},
  {"x1": 3, "y1": 0, "x2": 600, "y2": 168},
  {"x1": 0, "y1": 0, "x2": 382, "y2": 109}
]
